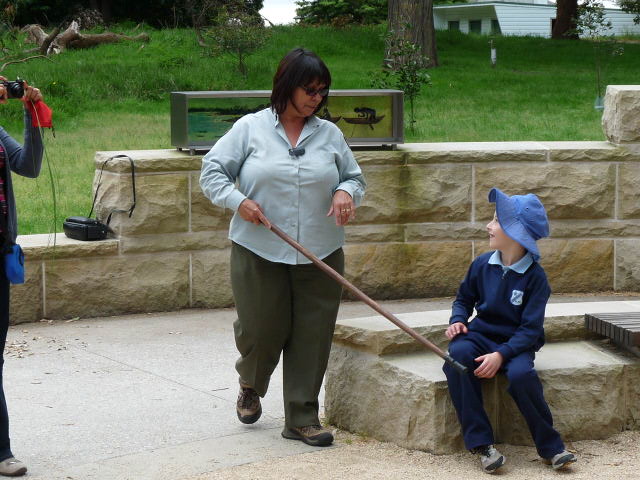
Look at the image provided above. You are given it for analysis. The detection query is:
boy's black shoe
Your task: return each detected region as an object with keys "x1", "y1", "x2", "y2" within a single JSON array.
[
  {"x1": 236, "y1": 379, "x2": 261, "y2": 424},
  {"x1": 281, "y1": 424, "x2": 334, "y2": 447},
  {"x1": 471, "y1": 445, "x2": 505, "y2": 473}
]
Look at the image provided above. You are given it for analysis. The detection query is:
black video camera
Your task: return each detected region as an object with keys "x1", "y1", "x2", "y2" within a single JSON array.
[{"x1": 1, "y1": 78, "x2": 24, "y2": 99}]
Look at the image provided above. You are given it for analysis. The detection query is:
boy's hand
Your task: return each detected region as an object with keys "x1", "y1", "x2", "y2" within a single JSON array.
[
  {"x1": 445, "y1": 322, "x2": 468, "y2": 339},
  {"x1": 474, "y1": 352, "x2": 504, "y2": 378}
]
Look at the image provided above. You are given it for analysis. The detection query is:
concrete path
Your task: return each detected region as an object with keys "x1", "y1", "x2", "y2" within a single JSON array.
[{"x1": 3, "y1": 295, "x2": 638, "y2": 479}]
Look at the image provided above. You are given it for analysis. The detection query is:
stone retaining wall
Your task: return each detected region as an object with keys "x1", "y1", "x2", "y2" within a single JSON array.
[{"x1": 9, "y1": 85, "x2": 640, "y2": 323}]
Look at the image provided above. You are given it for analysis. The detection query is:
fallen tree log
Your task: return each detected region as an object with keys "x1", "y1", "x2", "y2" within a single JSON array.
[
  {"x1": 22, "y1": 22, "x2": 149, "y2": 55},
  {"x1": 67, "y1": 32, "x2": 150, "y2": 50}
]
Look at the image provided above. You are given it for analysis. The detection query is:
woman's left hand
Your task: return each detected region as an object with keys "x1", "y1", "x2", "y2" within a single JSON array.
[
  {"x1": 20, "y1": 80, "x2": 43, "y2": 104},
  {"x1": 327, "y1": 190, "x2": 355, "y2": 226}
]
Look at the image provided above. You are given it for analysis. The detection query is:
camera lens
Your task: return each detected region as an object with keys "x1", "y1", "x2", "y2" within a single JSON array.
[{"x1": 8, "y1": 82, "x2": 23, "y2": 98}]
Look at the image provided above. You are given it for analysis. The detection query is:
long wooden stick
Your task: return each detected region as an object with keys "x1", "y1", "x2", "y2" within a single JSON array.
[{"x1": 267, "y1": 222, "x2": 468, "y2": 375}]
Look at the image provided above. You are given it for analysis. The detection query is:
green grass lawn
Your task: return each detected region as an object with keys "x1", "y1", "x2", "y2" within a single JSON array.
[{"x1": 1, "y1": 25, "x2": 638, "y2": 234}]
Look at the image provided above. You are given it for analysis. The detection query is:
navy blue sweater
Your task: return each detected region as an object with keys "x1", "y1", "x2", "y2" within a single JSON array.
[{"x1": 450, "y1": 251, "x2": 551, "y2": 360}]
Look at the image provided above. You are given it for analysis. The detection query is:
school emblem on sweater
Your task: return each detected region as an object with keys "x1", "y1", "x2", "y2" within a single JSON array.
[{"x1": 510, "y1": 290, "x2": 524, "y2": 306}]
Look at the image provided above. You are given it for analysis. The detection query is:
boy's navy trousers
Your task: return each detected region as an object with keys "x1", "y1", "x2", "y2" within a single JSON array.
[{"x1": 443, "y1": 330, "x2": 565, "y2": 458}]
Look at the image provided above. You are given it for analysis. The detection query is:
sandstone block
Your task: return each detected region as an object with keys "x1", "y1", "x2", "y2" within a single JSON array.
[
  {"x1": 10, "y1": 260, "x2": 42, "y2": 325},
  {"x1": 619, "y1": 164, "x2": 640, "y2": 219},
  {"x1": 19, "y1": 234, "x2": 119, "y2": 261},
  {"x1": 44, "y1": 253, "x2": 189, "y2": 319},
  {"x1": 334, "y1": 311, "x2": 452, "y2": 356},
  {"x1": 475, "y1": 164, "x2": 615, "y2": 220},
  {"x1": 624, "y1": 363, "x2": 640, "y2": 430},
  {"x1": 401, "y1": 142, "x2": 547, "y2": 164},
  {"x1": 119, "y1": 231, "x2": 230, "y2": 254},
  {"x1": 95, "y1": 150, "x2": 202, "y2": 173},
  {"x1": 540, "y1": 239, "x2": 613, "y2": 293},
  {"x1": 616, "y1": 240, "x2": 640, "y2": 291},
  {"x1": 344, "y1": 224, "x2": 404, "y2": 243},
  {"x1": 325, "y1": 345, "x2": 466, "y2": 454},
  {"x1": 344, "y1": 242, "x2": 471, "y2": 299},
  {"x1": 404, "y1": 222, "x2": 485, "y2": 242},
  {"x1": 543, "y1": 141, "x2": 638, "y2": 162},
  {"x1": 355, "y1": 165, "x2": 471, "y2": 224},
  {"x1": 191, "y1": 250, "x2": 234, "y2": 308},
  {"x1": 190, "y1": 173, "x2": 233, "y2": 232},
  {"x1": 602, "y1": 86, "x2": 640, "y2": 145},
  {"x1": 95, "y1": 172, "x2": 189, "y2": 236},
  {"x1": 549, "y1": 219, "x2": 640, "y2": 239},
  {"x1": 354, "y1": 150, "x2": 405, "y2": 166}
]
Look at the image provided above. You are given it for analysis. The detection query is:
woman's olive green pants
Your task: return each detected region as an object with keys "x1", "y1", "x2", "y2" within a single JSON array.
[{"x1": 230, "y1": 242, "x2": 344, "y2": 429}]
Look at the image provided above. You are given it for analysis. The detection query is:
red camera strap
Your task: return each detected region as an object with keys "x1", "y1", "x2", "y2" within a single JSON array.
[{"x1": 26, "y1": 100, "x2": 53, "y2": 128}]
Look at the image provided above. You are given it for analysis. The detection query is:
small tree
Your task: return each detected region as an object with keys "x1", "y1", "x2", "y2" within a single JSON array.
[
  {"x1": 295, "y1": 0, "x2": 387, "y2": 26},
  {"x1": 203, "y1": 0, "x2": 270, "y2": 78},
  {"x1": 618, "y1": 0, "x2": 640, "y2": 24},
  {"x1": 0, "y1": 1, "x2": 37, "y2": 66},
  {"x1": 372, "y1": 25, "x2": 431, "y2": 131},
  {"x1": 575, "y1": 0, "x2": 623, "y2": 109}
]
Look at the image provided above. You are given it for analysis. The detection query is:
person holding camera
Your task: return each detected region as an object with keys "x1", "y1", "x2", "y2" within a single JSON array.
[
  {"x1": 200, "y1": 48, "x2": 366, "y2": 447},
  {"x1": 0, "y1": 76, "x2": 44, "y2": 477}
]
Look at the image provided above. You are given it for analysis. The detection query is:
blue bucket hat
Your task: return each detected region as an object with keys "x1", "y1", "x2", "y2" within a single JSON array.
[{"x1": 488, "y1": 188, "x2": 549, "y2": 261}]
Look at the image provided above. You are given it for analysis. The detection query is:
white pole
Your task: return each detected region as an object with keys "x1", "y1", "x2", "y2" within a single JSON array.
[{"x1": 490, "y1": 40, "x2": 497, "y2": 67}]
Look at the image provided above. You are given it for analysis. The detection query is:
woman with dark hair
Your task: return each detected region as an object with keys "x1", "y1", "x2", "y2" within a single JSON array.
[{"x1": 200, "y1": 48, "x2": 365, "y2": 447}]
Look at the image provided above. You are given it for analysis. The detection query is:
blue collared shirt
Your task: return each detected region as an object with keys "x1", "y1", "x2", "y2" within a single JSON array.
[
  {"x1": 200, "y1": 108, "x2": 366, "y2": 264},
  {"x1": 488, "y1": 250, "x2": 534, "y2": 274}
]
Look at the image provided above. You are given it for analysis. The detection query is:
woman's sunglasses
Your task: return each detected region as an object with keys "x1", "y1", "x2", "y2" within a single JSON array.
[{"x1": 302, "y1": 86, "x2": 329, "y2": 97}]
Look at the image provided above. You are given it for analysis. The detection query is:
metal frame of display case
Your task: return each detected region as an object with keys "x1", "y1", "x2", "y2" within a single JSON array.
[{"x1": 170, "y1": 89, "x2": 404, "y2": 154}]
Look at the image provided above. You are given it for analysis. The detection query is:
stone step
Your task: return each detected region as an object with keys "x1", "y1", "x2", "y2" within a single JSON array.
[
  {"x1": 325, "y1": 339, "x2": 640, "y2": 454},
  {"x1": 334, "y1": 301, "x2": 640, "y2": 355}
]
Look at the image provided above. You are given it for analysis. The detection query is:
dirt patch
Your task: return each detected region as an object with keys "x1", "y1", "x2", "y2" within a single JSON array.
[{"x1": 189, "y1": 429, "x2": 640, "y2": 480}]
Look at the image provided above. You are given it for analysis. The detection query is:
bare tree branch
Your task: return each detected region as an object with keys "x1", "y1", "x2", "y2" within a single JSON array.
[
  {"x1": 0, "y1": 55, "x2": 51, "y2": 72},
  {"x1": 22, "y1": 25, "x2": 48, "y2": 45},
  {"x1": 40, "y1": 27, "x2": 60, "y2": 56}
]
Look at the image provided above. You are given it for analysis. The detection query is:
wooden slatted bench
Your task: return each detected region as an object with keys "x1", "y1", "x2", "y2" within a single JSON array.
[{"x1": 585, "y1": 312, "x2": 640, "y2": 355}]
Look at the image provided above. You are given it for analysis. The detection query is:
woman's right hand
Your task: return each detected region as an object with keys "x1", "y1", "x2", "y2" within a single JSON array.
[
  {"x1": 445, "y1": 322, "x2": 468, "y2": 340},
  {"x1": 0, "y1": 76, "x2": 7, "y2": 104},
  {"x1": 238, "y1": 199, "x2": 271, "y2": 228}
]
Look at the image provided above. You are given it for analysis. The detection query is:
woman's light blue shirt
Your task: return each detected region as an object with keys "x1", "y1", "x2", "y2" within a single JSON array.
[{"x1": 200, "y1": 107, "x2": 366, "y2": 265}]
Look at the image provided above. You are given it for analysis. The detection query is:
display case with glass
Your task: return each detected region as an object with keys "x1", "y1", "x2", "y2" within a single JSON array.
[{"x1": 171, "y1": 89, "x2": 403, "y2": 154}]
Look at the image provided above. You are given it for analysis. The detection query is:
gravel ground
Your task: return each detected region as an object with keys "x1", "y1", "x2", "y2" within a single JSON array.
[{"x1": 190, "y1": 429, "x2": 640, "y2": 480}]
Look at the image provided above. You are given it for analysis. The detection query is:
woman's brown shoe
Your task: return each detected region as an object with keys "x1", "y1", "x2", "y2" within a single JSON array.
[
  {"x1": 236, "y1": 379, "x2": 262, "y2": 424},
  {"x1": 281, "y1": 425, "x2": 334, "y2": 447}
]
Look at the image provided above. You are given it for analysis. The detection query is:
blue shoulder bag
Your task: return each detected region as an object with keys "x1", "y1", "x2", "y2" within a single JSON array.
[{"x1": 4, "y1": 243, "x2": 24, "y2": 284}]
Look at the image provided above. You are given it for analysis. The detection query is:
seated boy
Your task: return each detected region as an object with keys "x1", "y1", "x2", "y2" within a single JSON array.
[{"x1": 443, "y1": 188, "x2": 577, "y2": 473}]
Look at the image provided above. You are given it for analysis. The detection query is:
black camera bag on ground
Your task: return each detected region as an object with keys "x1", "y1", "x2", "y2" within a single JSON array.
[{"x1": 63, "y1": 154, "x2": 136, "y2": 241}]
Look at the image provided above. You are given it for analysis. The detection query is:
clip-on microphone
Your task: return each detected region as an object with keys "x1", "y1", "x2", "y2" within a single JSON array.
[{"x1": 288, "y1": 147, "x2": 306, "y2": 157}]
